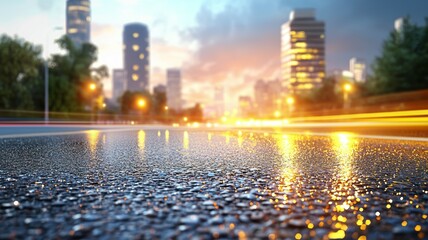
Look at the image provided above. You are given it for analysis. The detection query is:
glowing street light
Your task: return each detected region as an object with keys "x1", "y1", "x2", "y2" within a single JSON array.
[
  {"x1": 164, "y1": 106, "x2": 169, "y2": 111},
  {"x1": 274, "y1": 111, "x2": 282, "y2": 118},
  {"x1": 343, "y1": 83, "x2": 352, "y2": 93},
  {"x1": 286, "y1": 96, "x2": 295, "y2": 105},
  {"x1": 89, "y1": 83, "x2": 97, "y2": 91},
  {"x1": 137, "y1": 98, "x2": 146, "y2": 108},
  {"x1": 343, "y1": 83, "x2": 353, "y2": 109},
  {"x1": 183, "y1": 116, "x2": 188, "y2": 122}
]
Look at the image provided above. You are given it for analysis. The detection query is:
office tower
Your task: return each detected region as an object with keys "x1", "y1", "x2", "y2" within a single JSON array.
[
  {"x1": 123, "y1": 23, "x2": 150, "y2": 92},
  {"x1": 112, "y1": 69, "x2": 127, "y2": 103},
  {"x1": 166, "y1": 68, "x2": 182, "y2": 111},
  {"x1": 349, "y1": 58, "x2": 367, "y2": 83},
  {"x1": 281, "y1": 9, "x2": 325, "y2": 95},
  {"x1": 66, "y1": 0, "x2": 91, "y2": 46}
]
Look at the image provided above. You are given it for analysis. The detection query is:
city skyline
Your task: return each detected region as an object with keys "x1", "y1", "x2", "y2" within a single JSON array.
[{"x1": 0, "y1": 0, "x2": 427, "y2": 108}]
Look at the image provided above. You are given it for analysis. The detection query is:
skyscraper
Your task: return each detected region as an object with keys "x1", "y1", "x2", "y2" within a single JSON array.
[
  {"x1": 349, "y1": 58, "x2": 367, "y2": 83},
  {"x1": 112, "y1": 69, "x2": 127, "y2": 103},
  {"x1": 123, "y1": 23, "x2": 150, "y2": 92},
  {"x1": 166, "y1": 68, "x2": 182, "y2": 111},
  {"x1": 66, "y1": 0, "x2": 91, "y2": 46},
  {"x1": 281, "y1": 9, "x2": 325, "y2": 95}
]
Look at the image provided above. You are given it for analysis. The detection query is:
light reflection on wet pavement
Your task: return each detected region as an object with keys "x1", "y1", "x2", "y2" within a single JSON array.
[{"x1": 0, "y1": 129, "x2": 427, "y2": 239}]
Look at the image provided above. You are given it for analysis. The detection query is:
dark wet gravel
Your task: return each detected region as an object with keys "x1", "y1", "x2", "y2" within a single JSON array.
[{"x1": 0, "y1": 129, "x2": 427, "y2": 239}]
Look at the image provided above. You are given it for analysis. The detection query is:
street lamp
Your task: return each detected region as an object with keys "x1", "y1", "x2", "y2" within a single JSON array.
[
  {"x1": 136, "y1": 98, "x2": 146, "y2": 124},
  {"x1": 89, "y1": 83, "x2": 97, "y2": 91},
  {"x1": 343, "y1": 83, "x2": 353, "y2": 109},
  {"x1": 44, "y1": 27, "x2": 63, "y2": 124},
  {"x1": 137, "y1": 99, "x2": 146, "y2": 108},
  {"x1": 88, "y1": 83, "x2": 97, "y2": 122}
]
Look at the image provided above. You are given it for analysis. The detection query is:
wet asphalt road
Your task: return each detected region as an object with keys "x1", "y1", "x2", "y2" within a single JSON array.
[{"x1": 0, "y1": 128, "x2": 427, "y2": 239}]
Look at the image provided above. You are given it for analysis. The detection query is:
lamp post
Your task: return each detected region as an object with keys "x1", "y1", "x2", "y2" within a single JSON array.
[
  {"x1": 343, "y1": 83, "x2": 352, "y2": 109},
  {"x1": 88, "y1": 83, "x2": 97, "y2": 122},
  {"x1": 136, "y1": 98, "x2": 146, "y2": 124},
  {"x1": 44, "y1": 27, "x2": 63, "y2": 124}
]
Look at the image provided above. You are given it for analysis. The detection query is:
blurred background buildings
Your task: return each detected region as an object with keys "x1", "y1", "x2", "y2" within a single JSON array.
[
  {"x1": 123, "y1": 23, "x2": 150, "y2": 92},
  {"x1": 66, "y1": 0, "x2": 91, "y2": 46}
]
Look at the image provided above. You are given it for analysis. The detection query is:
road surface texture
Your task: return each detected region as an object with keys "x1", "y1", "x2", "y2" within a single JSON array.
[{"x1": 0, "y1": 127, "x2": 427, "y2": 239}]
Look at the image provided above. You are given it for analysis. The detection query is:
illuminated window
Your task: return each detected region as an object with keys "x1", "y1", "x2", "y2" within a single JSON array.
[
  {"x1": 290, "y1": 61, "x2": 299, "y2": 66},
  {"x1": 146, "y1": 47, "x2": 150, "y2": 52},
  {"x1": 133, "y1": 33, "x2": 139, "y2": 38},
  {"x1": 86, "y1": 16, "x2": 91, "y2": 22},
  {"x1": 296, "y1": 72, "x2": 308, "y2": 78},
  {"x1": 132, "y1": 74, "x2": 139, "y2": 81},
  {"x1": 297, "y1": 83, "x2": 314, "y2": 89},
  {"x1": 68, "y1": 6, "x2": 89, "y2": 12},
  {"x1": 296, "y1": 31, "x2": 306, "y2": 39},
  {"x1": 133, "y1": 65, "x2": 139, "y2": 71},
  {"x1": 139, "y1": 54, "x2": 145, "y2": 60},
  {"x1": 132, "y1": 45, "x2": 140, "y2": 51},
  {"x1": 68, "y1": 28, "x2": 78, "y2": 34},
  {"x1": 320, "y1": 34, "x2": 325, "y2": 39},
  {"x1": 295, "y1": 42, "x2": 307, "y2": 48}
]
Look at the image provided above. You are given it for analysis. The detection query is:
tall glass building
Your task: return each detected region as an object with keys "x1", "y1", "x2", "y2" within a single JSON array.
[
  {"x1": 123, "y1": 23, "x2": 150, "y2": 92},
  {"x1": 281, "y1": 9, "x2": 325, "y2": 95},
  {"x1": 66, "y1": 0, "x2": 91, "y2": 46}
]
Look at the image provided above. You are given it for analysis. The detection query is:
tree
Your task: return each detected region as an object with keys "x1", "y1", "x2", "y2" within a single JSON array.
[
  {"x1": 49, "y1": 36, "x2": 109, "y2": 112},
  {"x1": 312, "y1": 76, "x2": 340, "y2": 103},
  {"x1": 152, "y1": 90, "x2": 167, "y2": 116},
  {"x1": 367, "y1": 17, "x2": 428, "y2": 95},
  {"x1": 0, "y1": 35, "x2": 43, "y2": 110}
]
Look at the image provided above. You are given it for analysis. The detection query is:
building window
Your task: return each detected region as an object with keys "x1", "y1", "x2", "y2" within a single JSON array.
[
  {"x1": 139, "y1": 54, "x2": 145, "y2": 60},
  {"x1": 132, "y1": 45, "x2": 140, "y2": 51},
  {"x1": 132, "y1": 74, "x2": 139, "y2": 81},
  {"x1": 133, "y1": 65, "x2": 139, "y2": 71},
  {"x1": 68, "y1": 6, "x2": 89, "y2": 12},
  {"x1": 133, "y1": 33, "x2": 139, "y2": 38},
  {"x1": 68, "y1": 28, "x2": 78, "y2": 34}
]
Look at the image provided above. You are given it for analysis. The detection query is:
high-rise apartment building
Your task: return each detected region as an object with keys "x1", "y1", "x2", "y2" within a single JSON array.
[
  {"x1": 112, "y1": 69, "x2": 127, "y2": 103},
  {"x1": 281, "y1": 9, "x2": 325, "y2": 95},
  {"x1": 66, "y1": 0, "x2": 91, "y2": 46},
  {"x1": 166, "y1": 68, "x2": 182, "y2": 111},
  {"x1": 123, "y1": 23, "x2": 150, "y2": 92},
  {"x1": 349, "y1": 58, "x2": 367, "y2": 83}
]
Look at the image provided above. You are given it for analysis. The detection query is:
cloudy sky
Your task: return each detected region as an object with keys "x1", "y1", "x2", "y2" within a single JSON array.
[{"x1": 0, "y1": 0, "x2": 427, "y2": 108}]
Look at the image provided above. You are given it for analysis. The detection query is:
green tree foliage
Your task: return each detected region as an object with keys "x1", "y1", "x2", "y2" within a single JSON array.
[
  {"x1": 0, "y1": 35, "x2": 108, "y2": 115},
  {"x1": 312, "y1": 76, "x2": 339, "y2": 103},
  {"x1": 152, "y1": 90, "x2": 167, "y2": 116},
  {"x1": 0, "y1": 35, "x2": 43, "y2": 110},
  {"x1": 49, "y1": 36, "x2": 109, "y2": 112},
  {"x1": 368, "y1": 17, "x2": 428, "y2": 95}
]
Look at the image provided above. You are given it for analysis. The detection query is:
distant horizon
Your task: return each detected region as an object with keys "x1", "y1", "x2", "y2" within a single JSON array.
[{"x1": 1, "y1": 0, "x2": 427, "y2": 109}]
